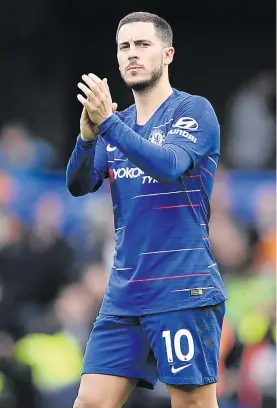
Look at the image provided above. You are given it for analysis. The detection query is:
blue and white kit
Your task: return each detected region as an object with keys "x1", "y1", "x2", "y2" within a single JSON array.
[{"x1": 67, "y1": 89, "x2": 227, "y2": 387}]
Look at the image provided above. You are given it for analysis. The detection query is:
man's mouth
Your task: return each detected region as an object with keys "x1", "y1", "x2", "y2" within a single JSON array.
[{"x1": 127, "y1": 65, "x2": 143, "y2": 71}]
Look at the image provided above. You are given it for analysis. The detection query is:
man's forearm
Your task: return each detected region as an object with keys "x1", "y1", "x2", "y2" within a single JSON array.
[
  {"x1": 99, "y1": 115, "x2": 192, "y2": 183},
  {"x1": 66, "y1": 136, "x2": 103, "y2": 196}
]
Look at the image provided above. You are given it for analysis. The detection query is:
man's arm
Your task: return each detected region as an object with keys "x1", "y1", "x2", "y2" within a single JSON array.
[
  {"x1": 99, "y1": 116, "x2": 192, "y2": 184},
  {"x1": 76, "y1": 75, "x2": 219, "y2": 184},
  {"x1": 98, "y1": 96, "x2": 219, "y2": 184},
  {"x1": 66, "y1": 135, "x2": 108, "y2": 196}
]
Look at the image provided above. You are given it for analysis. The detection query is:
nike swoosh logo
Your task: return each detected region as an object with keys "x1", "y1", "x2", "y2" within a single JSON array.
[
  {"x1": 107, "y1": 144, "x2": 117, "y2": 152},
  {"x1": 171, "y1": 364, "x2": 192, "y2": 374}
]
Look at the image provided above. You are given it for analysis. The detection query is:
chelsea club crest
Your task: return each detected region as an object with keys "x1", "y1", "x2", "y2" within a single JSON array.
[{"x1": 149, "y1": 129, "x2": 165, "y2": 145}]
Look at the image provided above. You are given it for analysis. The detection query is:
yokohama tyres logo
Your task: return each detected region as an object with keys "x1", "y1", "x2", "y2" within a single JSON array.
[
  {"x1": 113, "y1": 167, "x2": 144, "y2": 179},
  {"x1": 108, "y1": 167, "x2": 158, "y2": 184}
]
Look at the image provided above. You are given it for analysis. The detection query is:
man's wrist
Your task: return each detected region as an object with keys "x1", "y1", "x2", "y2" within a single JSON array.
[
  {"x1": 80, "y1": 133, "x2": 98, "y2": 142},
  {"x1": 99, "y1": 114, "x2": 119, "y2": 134},
  {"x1": 77, "y1": 134, "x2": 98, "y2": 149}
]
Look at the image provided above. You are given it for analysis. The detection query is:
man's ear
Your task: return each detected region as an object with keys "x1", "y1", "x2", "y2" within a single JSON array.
[{"x1": 164, "y1": 47, "x2": 175, "y2": 65}]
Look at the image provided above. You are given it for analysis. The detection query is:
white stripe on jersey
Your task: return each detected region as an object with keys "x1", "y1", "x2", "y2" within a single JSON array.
[
  {"x1": 132, "y1": 190, "x2": 200, "y2": 199},
  {"x1": 152, "y1": 119, "x2": 174, "y2": 129},
  {"x1": 208, "y1": 156, "x2": 217, "y2": 166},
  {"x1": 140, "y1": 248, "x2": 204, "y2": 255},
  {"x1": 171, "y1": 286, "x2": 214, "y2": 292}
]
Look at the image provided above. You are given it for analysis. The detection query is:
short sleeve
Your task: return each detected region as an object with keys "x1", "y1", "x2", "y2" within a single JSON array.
[{"x1": 164, "y1": 96, "x2": 220, "y2": 168}]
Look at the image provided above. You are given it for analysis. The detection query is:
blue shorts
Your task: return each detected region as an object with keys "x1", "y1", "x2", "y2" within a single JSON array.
[{"x1": 82, "y1": 302, "x2": 225, "y2": 389}]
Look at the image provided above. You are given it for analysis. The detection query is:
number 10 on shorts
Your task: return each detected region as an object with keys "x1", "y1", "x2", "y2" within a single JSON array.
[{"x1": 162, "y1": 329, "x2": 194, "y2": 363}]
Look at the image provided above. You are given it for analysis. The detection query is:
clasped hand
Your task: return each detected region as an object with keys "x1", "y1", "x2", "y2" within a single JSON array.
[{"x1": 77, "y1": 73, "x2": 114, "y2": 126}]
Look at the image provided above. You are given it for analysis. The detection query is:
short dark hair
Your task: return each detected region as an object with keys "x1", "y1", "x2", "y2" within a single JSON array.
[{"x1": 116, "y1": 11, "x2": 173, "y2": 46}]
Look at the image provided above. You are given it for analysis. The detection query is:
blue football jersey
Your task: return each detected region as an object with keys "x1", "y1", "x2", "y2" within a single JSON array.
[{"x1": 68, "y1": 88, "x2": 227, "y2": 315}]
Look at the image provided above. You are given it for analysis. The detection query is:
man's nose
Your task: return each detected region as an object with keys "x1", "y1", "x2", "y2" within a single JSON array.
[
  {"x1": 128, "y1": 44, "x2": 139, "y2": 61},
  {"x1": 128, "y1": 56, "x2": 139, "y2": 63}
]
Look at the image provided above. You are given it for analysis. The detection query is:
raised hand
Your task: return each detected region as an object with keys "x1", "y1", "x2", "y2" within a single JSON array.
[
  {"x1": 79, "y1": 75, "x2": 117, "y2": 141},
  {"x1": 78, "y1": 74, "x2": 115, "y2": 129}
]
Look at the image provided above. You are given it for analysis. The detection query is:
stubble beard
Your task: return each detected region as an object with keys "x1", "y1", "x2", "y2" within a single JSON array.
[{"x1": 122, "y1": 63, "x2": 164, "y2": 93}]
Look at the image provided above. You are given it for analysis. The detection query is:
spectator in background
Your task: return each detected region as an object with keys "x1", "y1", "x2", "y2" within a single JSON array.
[
  {"x1": 0, "y1": 193, "x2": 77, "y2": 340},
  {"x1": 0, "y1": 121, "x2": 57, "y2": 172},
  {"x1": 12, "y1": 262, "x2": 109, "y2": 408},
  {"x1": 209, "y1": 167, "x2": 252, "y2": 276},
  {"x1": 0, "y1": 331, "x2": 37, "y2": 408},
  {"x1": 224, "y1": 70, "x2": 276, "y2": 170}
]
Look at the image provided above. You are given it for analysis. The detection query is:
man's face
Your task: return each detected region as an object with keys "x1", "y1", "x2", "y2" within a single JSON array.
[{"x1": 117, "y1": 22, "x2": 168, "y2": 91}]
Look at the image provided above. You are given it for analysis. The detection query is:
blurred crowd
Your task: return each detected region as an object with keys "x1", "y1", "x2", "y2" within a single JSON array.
[{"x1": 0, "y1": 71, "x2": 275, "y2": 408}]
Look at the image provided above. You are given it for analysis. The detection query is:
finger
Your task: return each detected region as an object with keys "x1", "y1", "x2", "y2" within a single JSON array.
[
  {"x1": 77, "y1": 82, "x2": 95, "y2": 99},
  {"x1": 82, "y1": 74, "x2": 103, "y2": 98},
  {"x1": 77, "y1": 82, "x2": 92, "y2": 97},
  {"x1": 112, "y1": 102, "x2": 118, "y2": 112},
  {"x1": 103, "y1": 78, "x2": 110, "y2": 93},
  {"x1": 80, "y1": 106, "x2": 87, "y2": 119},
  {"x1": 77, "y1": 94, "x2": 88, "y2": 106},
  {"x1": 80, "y1": 106, "x2": 91, "y2": 121},
  {"x1": 103, "y1": 78, "x2": 113, "y2": 100},
  {"x1": 102, "y1": 78, "x2": 113, "y2": 105},
  {"x1": 88, "y1": 73, "x2": 106, "y2": 93},
  {"x1": 77, "y1": 94, "x2": 95, "y2": 109}
]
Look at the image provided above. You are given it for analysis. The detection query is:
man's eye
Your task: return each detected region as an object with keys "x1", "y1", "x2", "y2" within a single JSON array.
[{"x1": 120, "y1": 45, "x2": 129, "y2": 50}]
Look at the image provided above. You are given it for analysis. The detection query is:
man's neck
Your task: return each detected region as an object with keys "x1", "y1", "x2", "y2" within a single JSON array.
[{"x1": 133, "y1": 79, "x2": 173, "y2": 125}]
